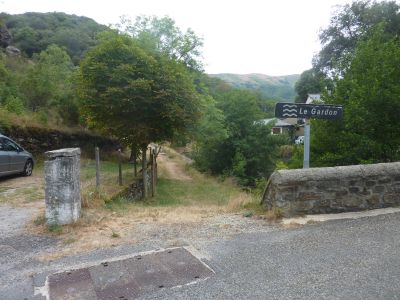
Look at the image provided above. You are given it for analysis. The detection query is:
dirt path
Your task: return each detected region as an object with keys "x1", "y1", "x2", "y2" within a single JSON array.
[{"x1": 157, "y1": 151, "x2": 192, "y2": 181}]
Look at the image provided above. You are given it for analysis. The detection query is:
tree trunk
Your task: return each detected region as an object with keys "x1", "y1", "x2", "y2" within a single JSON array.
[
  {"x1": 141, "y1": 144, "x2": 148, "y2": 198},
  {"x1": 134, "y1": 151, "x2": 137, "y2": 177}
]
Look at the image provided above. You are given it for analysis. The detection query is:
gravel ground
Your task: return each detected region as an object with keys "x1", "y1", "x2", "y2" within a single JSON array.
[{"x1": 0, "y1": 205, "x2": 58, "y2": 300}]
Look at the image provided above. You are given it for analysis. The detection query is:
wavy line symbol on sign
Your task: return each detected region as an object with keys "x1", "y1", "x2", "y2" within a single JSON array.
[
  {"x1": 283, "y1": 104, "x2": 297, "y2": 109},
  {"x1": 282, "y1": 104, "x2": 298, "y2": 117}
]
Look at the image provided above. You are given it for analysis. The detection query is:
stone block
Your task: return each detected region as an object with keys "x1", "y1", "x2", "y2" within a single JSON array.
[
  {"x1": 383, "y1": 193, "x2": 400, "y2": 205},
  {"x1": 378, "y1": 177, "x2": 391, "y2": 184},
  {"x1": 373, "y1": 185, "x2": 385, "y2": 193},
  {"x1": 366, "y1": 195, "x2": 381, "y2": 207},
  {"x1": 44, "y1": 148, "x2": 81, "y2": 225},
  {"x1": 348, "y1": 187, "x2": 359, "y2": 193},
  {"x1": 335, "y1": 190, "x2": 348, "y2": 198},
  {"x1": 297, "y1": 192, "x2": 321, "y2": 202},
  {"x1": 365, "y1": 180, "x2": 376, "y2": 187},
  {"x1": 386, "y1": 183, "x2": 400, "y2": 193}
]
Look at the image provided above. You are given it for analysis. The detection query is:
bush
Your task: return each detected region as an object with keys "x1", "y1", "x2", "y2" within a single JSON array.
[{"x1": 4, "y1": 95, "x2": 24, "y2": 115}]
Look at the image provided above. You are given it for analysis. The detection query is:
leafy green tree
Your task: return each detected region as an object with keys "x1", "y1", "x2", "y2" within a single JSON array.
[
  {"x1": 312, "y1": 25, "x2": 400, "y2": 166},
  {"x1": 78, "y1": 33, "x2": 200, "y2": 149},
  {"x1": 192, "y1": 95, "x2": 228, "y2": 172},
  {"x1": 78, "y1": 33, "x2": 201, "y2": 196},
  {"x1": 117, "y1": 16, "x2": 203, "y2": 70},
  {"x1": 23, "y1": 44, "x2": 75, "y2": 111},
  {"x1": 314, "y1": 0, "x2": 400, "y2": 75},
  {"x1": 12, "y1": 26, "x2": 40, "y2": 56},
  {"x1": 294, "y1": 69, "x2": 322, "y2": 103},
  {"x1": 193, "y1": 89, "x2": 286, "y2": 185}
]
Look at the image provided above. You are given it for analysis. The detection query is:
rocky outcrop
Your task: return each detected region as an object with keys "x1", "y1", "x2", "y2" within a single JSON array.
[
  {"x1": 5, "y1": 46, "x2": 20, "y2": 56},
  {"x1": 262, "y1": 163, "x2": 400, "y2": 216},
  {"x1": 1, "y1": 125, "x2": 118, "y2": 157},
  {"x1": 0, "y1": 27, "x2": 12, "y2": 48}
]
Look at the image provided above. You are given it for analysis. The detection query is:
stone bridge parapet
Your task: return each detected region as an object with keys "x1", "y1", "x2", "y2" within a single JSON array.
[{"x1": 262, "y1": 162, "x2": 400, "y2": 216}]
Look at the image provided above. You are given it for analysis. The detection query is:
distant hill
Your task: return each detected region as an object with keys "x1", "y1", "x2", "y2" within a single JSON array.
[
  {"x1": 1, "y1": 12, "x2": 109, "y2": 64},
  {"x1": 209, "y1": 73, "x2": 300, "y2": 102}
]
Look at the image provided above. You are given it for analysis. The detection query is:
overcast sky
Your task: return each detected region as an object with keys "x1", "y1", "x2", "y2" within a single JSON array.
[{"x1": 1, "y1": 0, "x2": 352, "y2": 75}]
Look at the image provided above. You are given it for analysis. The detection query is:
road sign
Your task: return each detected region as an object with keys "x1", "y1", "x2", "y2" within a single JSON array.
[
  {"x1": 275, "y1": 103, "x2": 343, "y2": 119},
  {"x1": 274, "y1": 102, "x2": 343, "y2": 170}
]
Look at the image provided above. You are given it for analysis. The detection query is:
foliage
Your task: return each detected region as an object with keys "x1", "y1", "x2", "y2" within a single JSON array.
[
  {"x1": 192, "y1": 95, "x2": 228, "y2": 171},
  {"x1": 23, "y1": 44, "x2": 75, "y2": 111},
  {"x1": 78, "y1": 33, "x2": 201, "y2": 146},
  {"x1": 117, "y1": 15, "x2": 203, "y2": 71},
  {"x1": 2, "y1": 12, "x2": 109, "y2": 63},
  {"x1": 313, "y1": 0, "x2": 400, "y2": 75},
  {"x1": 312, "y1": 25, "x2": 400, "y2": 166},
  {"x1": 193, "y1": 89, "x2": 286, "y2": 186},
  {"x1": 4, "y1": 95, "x2": 24, "y2": 114},
  {"x1": 294, "y1": 69, "x2": 322, "y2": 103}
]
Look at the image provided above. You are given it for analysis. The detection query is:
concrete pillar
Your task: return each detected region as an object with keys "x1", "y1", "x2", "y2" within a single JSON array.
[{"x1": 44, "y1": 148, "x2": 81, "y2": 225}]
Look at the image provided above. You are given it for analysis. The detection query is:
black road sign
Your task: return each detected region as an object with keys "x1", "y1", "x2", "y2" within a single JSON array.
[{"x1": 275, "y1": 103, "x2": 343, "y2": 119}]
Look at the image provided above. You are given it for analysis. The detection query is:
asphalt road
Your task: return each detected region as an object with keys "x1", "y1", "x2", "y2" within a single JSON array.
[
  {"x1": 141, "y1": 212, "x2": 400, "y2": 300},
  {"x1": 2, "y1": 211, "x2": 400, "y2": 299}
]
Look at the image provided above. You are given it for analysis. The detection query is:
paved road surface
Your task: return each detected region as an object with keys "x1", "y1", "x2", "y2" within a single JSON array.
[{"x1": 1, "y1": 210, "x2": 400, "y2": 299}]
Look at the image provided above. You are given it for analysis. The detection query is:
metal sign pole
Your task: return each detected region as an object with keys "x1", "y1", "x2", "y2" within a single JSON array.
[{"x1": 303, "y1": 119, "x2": 310, "y2": 169}]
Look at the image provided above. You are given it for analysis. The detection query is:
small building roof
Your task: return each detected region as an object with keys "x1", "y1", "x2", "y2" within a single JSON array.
[
  {"x1": 275, "y1": 119, "x2": 293, "y2": 127},
  {"x1": 306, "y1": 93, "x2": 321, "y2": 104}
]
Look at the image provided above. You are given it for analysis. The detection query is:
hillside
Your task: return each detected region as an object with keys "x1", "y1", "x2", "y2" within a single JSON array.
[
  {"x1": 0, "y1": 12, "x2": 109, "y2": 64},
  {"x1": 209, "y1": 73, "x2": 300, "y2": 102}
]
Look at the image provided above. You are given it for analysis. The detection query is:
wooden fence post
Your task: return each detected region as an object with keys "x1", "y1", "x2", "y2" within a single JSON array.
[
  {"x1": 118, "y1": 148, "x2": 122, "y2": 186},
  {"x1": 150, "y1": 151, "x2": 154, "y2": 197},
  {"x1": 152, "y1": 148, "x2": 156, "y2": 196},
  {"x1": 95, "y1": 147, "x2": 100, "y2": 191},
  {"x1": 142, "y1": 145, "x2": 148, "y2": 198}
]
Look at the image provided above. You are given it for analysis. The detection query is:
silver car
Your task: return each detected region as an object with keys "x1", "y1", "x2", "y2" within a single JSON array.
[{"x1": 0, "y1": 134, "x2": 34, "y2": 177}]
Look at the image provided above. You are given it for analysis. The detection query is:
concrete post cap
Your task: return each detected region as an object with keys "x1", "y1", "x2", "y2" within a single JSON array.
[{"x1": 45, "y1": 148, "x2": 81, "y2": 158}]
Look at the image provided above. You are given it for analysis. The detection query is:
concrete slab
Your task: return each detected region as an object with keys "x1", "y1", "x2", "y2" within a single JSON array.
[{"x1": 46, "y1": 247, "x2": 214, "y2": 299}]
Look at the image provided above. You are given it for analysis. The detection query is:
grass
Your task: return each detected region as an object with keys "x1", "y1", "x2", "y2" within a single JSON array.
[
  {"x1": 148, "y1": 176, "x2": 242, "y2": 207},
  {"x1": 111, "y1": 231, "x2": 120, "y2": 238},
  {"x1": 125, "y1": 148, "x2": 259, "y2": 211},
  {"x1": 101, "y1": 147, "x2": 260, "y2": 214},
  {"x1": 80, "y1": 158, "x2": 136, "y2": 208},
  {"x1": 34, "y1": 215, "x2": 46, "y2": 226},
  {"x1": 47, "y1": 223, "x2": 63, "y2": 234}
]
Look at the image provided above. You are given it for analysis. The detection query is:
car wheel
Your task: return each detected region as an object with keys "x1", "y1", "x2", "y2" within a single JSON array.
[{"x1": 23, "y1": 160, "x2": 33, "y2": 176}]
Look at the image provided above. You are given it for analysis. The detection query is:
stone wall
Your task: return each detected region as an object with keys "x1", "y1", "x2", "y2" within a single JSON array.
[
  {"x1": 111, "y1": 165, "x2": 153, "y2": 201},
  {"x1": 1, "y1": 125, "x2": 117, "y2": 156},
  {"x1": 262, "y1": 162, "x2": 400, "y2": 217}
]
